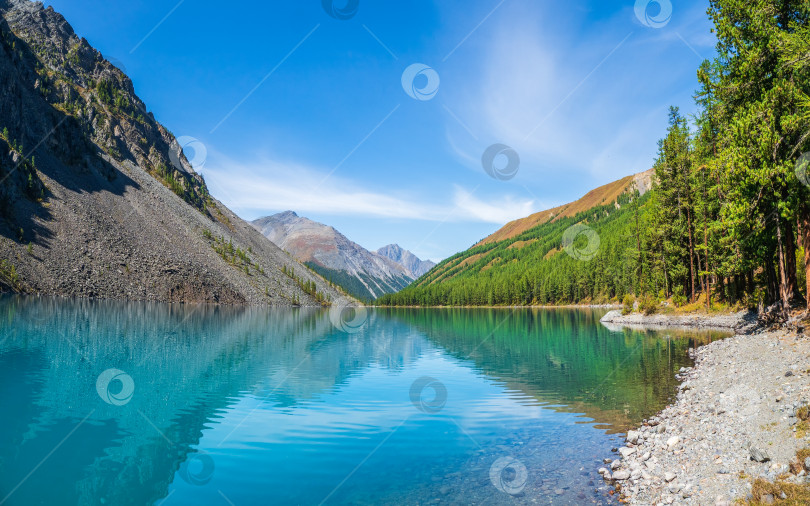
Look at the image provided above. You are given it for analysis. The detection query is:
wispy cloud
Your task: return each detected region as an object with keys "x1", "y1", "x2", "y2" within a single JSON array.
[
  {"x1": 442, "y1": 1, "x2": 715, "y2": 183},
  {"x1": 201, "y1": 154, "x2": 539, "y2": 225},
  {"x1": 451, "y1": 186, "x2": 537, "y2": 225}
]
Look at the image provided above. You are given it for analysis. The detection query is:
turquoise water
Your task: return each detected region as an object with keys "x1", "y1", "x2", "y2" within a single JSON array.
[{"x1": 0, "y1": 297, "x2": 728, "y2": 505}]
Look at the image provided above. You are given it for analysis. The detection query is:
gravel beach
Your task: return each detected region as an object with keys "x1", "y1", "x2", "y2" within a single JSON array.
[{"x1": 597, "y1": 316, "x2": 810, "y2": 505}]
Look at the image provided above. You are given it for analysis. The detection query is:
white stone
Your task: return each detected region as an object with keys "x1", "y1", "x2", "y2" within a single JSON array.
[{"x1": 613, "y1": 470, "x2": 630, "y2": 480}]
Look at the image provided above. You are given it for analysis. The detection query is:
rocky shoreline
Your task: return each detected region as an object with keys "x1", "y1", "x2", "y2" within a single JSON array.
[
  {"x1": 600, "y1": 309, "x2": 758, "y2": 331},
  {"x1": 597, "y1": 313, "x2": 810, "y2": 505}
]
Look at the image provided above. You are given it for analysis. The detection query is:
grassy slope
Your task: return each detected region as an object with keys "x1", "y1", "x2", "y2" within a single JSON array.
[
  {"x1": 377, "y1": 183, "x2": 649, "y2": 306},
  {"x1": 476, "y1": 171, "x2": 648, "y2": 246}
]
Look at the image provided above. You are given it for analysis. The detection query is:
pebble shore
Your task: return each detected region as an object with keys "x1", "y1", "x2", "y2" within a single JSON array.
[{"x1": 597, "y1": 316, "x2": 810, "y2": 505}]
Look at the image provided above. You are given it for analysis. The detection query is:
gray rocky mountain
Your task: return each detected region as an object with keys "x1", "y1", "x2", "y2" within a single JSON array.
[
  {"x1": 377, "y1": 244, "x2": 435, "y2": 278},
  {"x1": 252, "y1": 212, "x2": 433, "y2": 300},
  {"x1": 0, "y1": 0, "x2": 348, "y2": 306}
]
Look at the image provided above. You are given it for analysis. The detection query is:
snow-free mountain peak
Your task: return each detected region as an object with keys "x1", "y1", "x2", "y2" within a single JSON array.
[
  {"x1": 377, "y1": 244, "x2": 436, "y2": 278},
  {"x1": 252, "y1": 212, "x2": 434, "y2": 301}
]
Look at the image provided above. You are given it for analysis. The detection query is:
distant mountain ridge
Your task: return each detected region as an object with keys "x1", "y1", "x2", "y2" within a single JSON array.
[
  {"x1": 252, "y1": 212, "x2": 433, "y2": 300},
  {"x1": 377, "y1": 244, "x2": 435, "y2": 278}
]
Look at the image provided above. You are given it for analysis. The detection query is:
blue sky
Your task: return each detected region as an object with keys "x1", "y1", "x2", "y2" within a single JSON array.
[{"x1": 46, "y1": 0, "x2": 716, "y2": 262}]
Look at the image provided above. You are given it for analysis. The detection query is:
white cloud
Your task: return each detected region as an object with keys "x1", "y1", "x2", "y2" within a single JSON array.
[
  {"x1": 442, "y1": 0, "x2": 714, "y2": 185},
  {"x1": 201, "y1": 153, "x2": 538, "y2": 225},
  {"x1": 451, "y1": 186, "x2": 537, "y2": 225}
]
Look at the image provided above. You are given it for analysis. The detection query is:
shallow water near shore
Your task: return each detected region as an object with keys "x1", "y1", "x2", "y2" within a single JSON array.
[{"x1": 0, "y1": 296, "x2": 730, "y2": 505}]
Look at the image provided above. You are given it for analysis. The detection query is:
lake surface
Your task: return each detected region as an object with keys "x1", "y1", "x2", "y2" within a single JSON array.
[{"x1": 0, "y1": 297, "x2": 729, "y2": 505}]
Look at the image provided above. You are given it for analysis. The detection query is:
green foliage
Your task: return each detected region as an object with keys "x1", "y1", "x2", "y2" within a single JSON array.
[
  {"x1": 379, "y1": 0, "x2": 810, "y2": 311},
  {"x1": 203, "y1": 232, "x2": 267, "y2": 280},
  {"x1": 305, "y1": 262, "x2": 373, "y2": 303},
  {"x1": 281, "y1": 264, "x2": 331, "y2": 306},
  {"x1": 622, "y1": 294, "x2": 635, "y2": 315},
  {"x1": 209, "y1": 235, "x2": 251, "y2": 269},
  {"x1": 96, "y1": 78, "x2": 135, "y2": 117},
  {"x1": 640, "y1": 295, "x2": 658, "y2": 315},
  {"x1": 96, "y1": 79, "x2": 113, "y2": 104},
  {"x1": 0, "y1": 259, "x2": 22, "y2": 292},
  {"x1": 114, "y1": 94, "x2": 129, "y2": 110},
  {"x1": 155, "y1": 164, "x2": 210, "y2": 213},
  {"x1": 378, "y1": 193, "x2": 650, "y2": 306},
  {"x1": 0, "y1": 133, "x2": 45, "y2": 216}
]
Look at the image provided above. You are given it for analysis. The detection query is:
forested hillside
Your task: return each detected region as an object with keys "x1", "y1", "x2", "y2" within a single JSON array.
[{"x1": 379, "y1": 0, "x2": 810, "y2": 314}]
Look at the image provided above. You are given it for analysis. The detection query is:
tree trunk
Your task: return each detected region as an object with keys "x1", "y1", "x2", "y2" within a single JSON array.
[
  {"x1": 766, "y1": 254, "x2": 779, "y2": 306},
  {"x1": 702, "y1": 169, "x2": 711, "y2": 310},
  {"x1": 775, "y1": 215, "x2": 798, "y2": 312},
  {"x1": 687, "y1": 207, "x2": 696, "y2": 302},
  {"x1": 661, "y1": 243, "x2": 669, "y2": 298},
  {"x1": 634, "y1": 193, "x2": 643, "y2": 293},
  {"x1": 799, "y1": 203, "x2": 810, "y2": 311},
  {"x1": 782, "y1": 217, "x2": 799, "y2": 301}
]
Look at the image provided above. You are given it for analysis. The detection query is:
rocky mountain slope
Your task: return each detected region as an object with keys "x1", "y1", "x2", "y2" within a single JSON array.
[
  {"x1": 252, "y1": 211, "x2": 431, "y2": 300},
  {"x1": 0, "y1": 0, "x2": 349, "y2": 306},
  {"x1": 377, "y1": 243, "x2": 435, "y2": 278}
]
